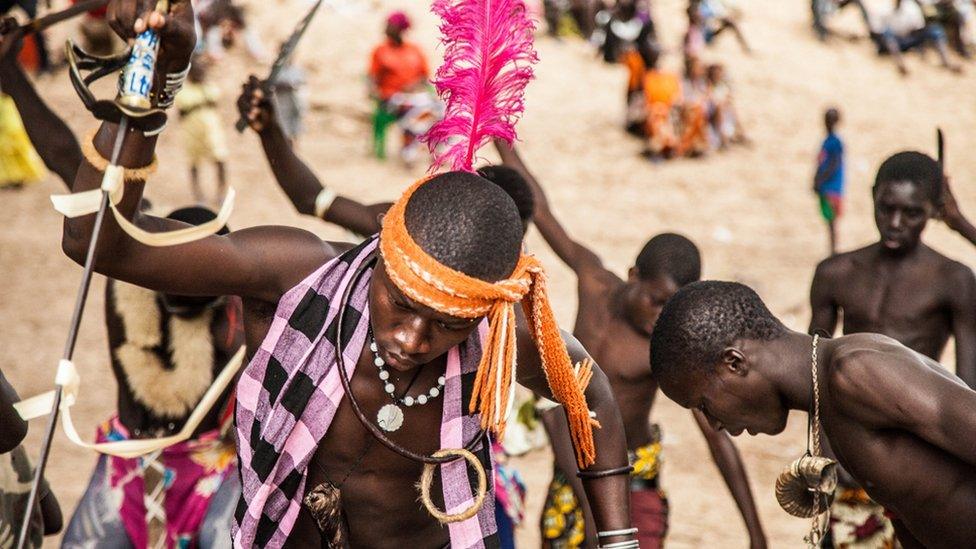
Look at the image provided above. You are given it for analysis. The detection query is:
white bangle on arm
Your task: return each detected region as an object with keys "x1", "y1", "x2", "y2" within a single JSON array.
[{"x1": 314, "y1": 187, "x2": 338, "y2": 219}]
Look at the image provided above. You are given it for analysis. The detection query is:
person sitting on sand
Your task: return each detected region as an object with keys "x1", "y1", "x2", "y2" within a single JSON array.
[
  {"x1": 651, "y1": 280, "x2": 976, "y2": 548},
  {"x1": 678, "y1": 55, "x2": 710, "y2": 158},
  {"x1": 872, "y1": 0, "x2": 960, "y2": 75},
  {"x1": 598, "y1": 0, "x2": 658, "y2": 133},
  {"x1": 640, "y1": 49, "x2": 681, "y2": 159},
  {"x1": 686, "y1": 0, "x2": 751, "y2": 55},
  {"x1": 705, "y1": 62, "x2": 748, "y2": 149}
]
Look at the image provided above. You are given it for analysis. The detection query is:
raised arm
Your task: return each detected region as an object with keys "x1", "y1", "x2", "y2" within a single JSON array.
[
  {"x1": 939, "y1": 176, "x2": 976, "y2": 247},
  {"x1": 516, "y1": 319, "x2": 632, "y2": 542},
  {"x1": 493, "y1": 139, "x2": 605, "y2": 276},
  {"x1": 947, "y1": 264, "x2": 976, "y2": 388},
  {"x1": 0, "y1": 29, "x2": 82, "y2": 188},
  {"x1": 692, "y1": 410, "x2": 766, "y2": 549},
  {"x1": 62, "y1": 0, "x2": 333, "y2": 305},
  {"x1": 809, "y1": 260, "x2": 839, "y2": 336},
  {"x1": 237, "y1": 76, "x2": 388, "y2": 236}
]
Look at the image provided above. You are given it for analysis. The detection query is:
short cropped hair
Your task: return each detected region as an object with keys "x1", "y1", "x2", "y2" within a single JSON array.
[
  {"x1": 635, "y1": 233, "x2": 702, "y2": 287},
  {"x1": 873, "y1": 151, "x2": 942, "y2": 204},
  {"x1": 404, "y1": 171, "x2": 523, "y2": 282},
  {"x1": 476, "y1": 165, "x2": 535, "y2": 228},
  {"x1": 650, "y1": 281, "x2": 786, "y2": 384}
]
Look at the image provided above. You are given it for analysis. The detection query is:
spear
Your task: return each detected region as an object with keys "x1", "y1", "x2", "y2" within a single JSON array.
[{"x1": 15, "y1": 2, "x2": 170, "y2": 547}]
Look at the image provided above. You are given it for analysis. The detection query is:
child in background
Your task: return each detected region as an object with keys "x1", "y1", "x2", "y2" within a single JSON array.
[
  {"x1": 175, "y1": 58, "x2": 229, "y2": 206},
  {"x1": 705, "y1": 63, "x2": 748, "y2": 148},
  {"x1": 814, "y1": 107, "x2": 845, "y2": 255}
]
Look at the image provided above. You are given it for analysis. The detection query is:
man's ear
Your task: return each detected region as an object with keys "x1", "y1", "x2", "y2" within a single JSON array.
[
  {"x1": 627, "y1": 266, "x2": 639, "y2": 282},
  {"x1": 721, "y1": 347, "x2": 747, "y2": 376}
]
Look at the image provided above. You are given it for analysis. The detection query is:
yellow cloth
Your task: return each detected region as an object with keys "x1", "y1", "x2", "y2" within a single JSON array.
[
  {"x1": 175, "y1": 83, "x2": 228, "y2": 164},
  {"x1": 0, "y1": 94, "x2": 46, "y2": 187}
]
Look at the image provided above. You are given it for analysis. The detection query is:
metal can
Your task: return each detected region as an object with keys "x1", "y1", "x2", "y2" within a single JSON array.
[{"x1": 118, "y1": 29, "x2": 161, "y2": 110}]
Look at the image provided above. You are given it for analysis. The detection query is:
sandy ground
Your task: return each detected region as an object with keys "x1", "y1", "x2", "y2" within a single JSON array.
[{"x1": 4, "y1": 0, "x2": 976, "y2": 546}]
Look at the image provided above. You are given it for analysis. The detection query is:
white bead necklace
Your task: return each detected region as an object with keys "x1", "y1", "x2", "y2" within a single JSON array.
[{"x1": 369, "y1": 333, "x2": 445, "y2": 433}]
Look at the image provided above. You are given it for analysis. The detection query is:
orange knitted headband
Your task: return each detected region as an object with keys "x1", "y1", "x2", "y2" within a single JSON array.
[{"x1": 379, "y1": 177, "x2": 598, "y2": 467}]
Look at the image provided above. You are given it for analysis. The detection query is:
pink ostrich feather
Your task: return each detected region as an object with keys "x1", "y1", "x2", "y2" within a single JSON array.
[{"x1": 423, "y1": 0, "x2": 539, "y2": 172}]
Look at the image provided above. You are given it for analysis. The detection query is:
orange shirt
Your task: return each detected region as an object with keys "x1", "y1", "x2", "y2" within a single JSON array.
[
  {"x1": 369, "y1": 40, "x2": 430, "y2": 101},
  {"x1": 643, "y1": 69, "x2": 681, "y2": 107}
]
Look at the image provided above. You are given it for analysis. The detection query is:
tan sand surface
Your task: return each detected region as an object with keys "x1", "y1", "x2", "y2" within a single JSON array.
[{"x1": 3, "y1": 0, "x2": 976, "y2": 546}]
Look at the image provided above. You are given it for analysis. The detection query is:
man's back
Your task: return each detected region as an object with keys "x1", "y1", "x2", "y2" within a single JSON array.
[
  {"x1": 810, "y1": 242, "x2": 971, "y2": 360},
  {"x1": 822, "y1": 333, "x2": 976, "y2": 547}
]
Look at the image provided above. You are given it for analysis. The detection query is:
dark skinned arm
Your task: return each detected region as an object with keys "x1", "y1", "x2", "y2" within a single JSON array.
[
  {"x1": 0, "y1": 370, "x2": 27, "y2": 454},
  {"x1": 948, "y1": 265, "x2": 976, "y2": 388},
  {"x1": 809, "y1": 260, "x2": 839, "y2": 336},
  {"x1": 0, "y1": 33, "x2": 82, "y2": 187},
  {"x1": 541, "y1": 406, "x2": 599, "y2": 545},
  {"x1": 516, "y1": 317, "x2": 632, "y2": 544},
  {"x1": 62, "y1": 0, "x2": 335, "y2": 305},
  {"x1": 493, "y1": 139, "x2": 605, "y2": 276},
  {"x1": 692, "y1": 410, "x2": 766, "y2": 549},
  {"x1": 236, "y1": 76, "x2": 389, "y2": 236},
  {"x1": 40, "y1": 490, "x2": 63, "y2": 535},
  {"x1": 939, "y1": 176, "x2": 976, "y2": 246}
]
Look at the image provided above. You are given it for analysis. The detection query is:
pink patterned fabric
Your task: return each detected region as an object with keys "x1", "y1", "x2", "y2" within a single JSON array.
[{"x1": 95, "y1": 417, "x2": 236, "y2": 548}]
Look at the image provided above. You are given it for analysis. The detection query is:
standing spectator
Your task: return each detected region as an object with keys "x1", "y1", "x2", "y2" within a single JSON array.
[
  {"x1": 814, "y1": 107, "x2": 845, "y2": 255},
  {"x1": 368, "y1": 11, "x2": 434, "y2": 164},
  {"x1": 175, "y1": 58, "x2": 229, "y2": 206}
]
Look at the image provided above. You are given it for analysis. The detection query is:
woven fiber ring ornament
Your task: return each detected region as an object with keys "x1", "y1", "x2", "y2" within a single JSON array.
[{"x1": 419, "y1": 448, "x2": 488, "y2": 524}]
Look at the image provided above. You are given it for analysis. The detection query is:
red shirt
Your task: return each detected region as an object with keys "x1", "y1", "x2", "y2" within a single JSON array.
[{"x1": 368, "y1": 40, "x2": 430, "y2": 101}]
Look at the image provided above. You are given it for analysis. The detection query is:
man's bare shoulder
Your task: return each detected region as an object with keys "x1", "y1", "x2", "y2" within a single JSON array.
[
  {"x1": 926, "y1": 246, "x2": 975, "y2": 282},
  {"x1": 814, "y1": 245, "x2": 875, "y2": 282},
  {"x1": 826, "y1": 334, "x2": 917, "y2": 424}
]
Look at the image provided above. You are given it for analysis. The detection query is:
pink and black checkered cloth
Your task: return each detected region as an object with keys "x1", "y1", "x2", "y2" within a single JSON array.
[{"x1": 232, "y1": 238, "x2": 498, "y2": 547}]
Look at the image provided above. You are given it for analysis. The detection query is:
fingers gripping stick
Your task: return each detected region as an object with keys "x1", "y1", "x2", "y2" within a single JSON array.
[{"x1": 15, "y1": 4, "x2": 170, "y2": 548}]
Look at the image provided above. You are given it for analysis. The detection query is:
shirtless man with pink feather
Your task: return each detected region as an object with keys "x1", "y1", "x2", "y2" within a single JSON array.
[{"x1": 59, "y1": 0, "x2": 635, "y2": 547}]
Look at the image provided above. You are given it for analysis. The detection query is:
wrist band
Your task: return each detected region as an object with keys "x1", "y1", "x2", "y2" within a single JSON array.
[
  {"x1": 576, "y1": 465, "x2": 633, "y2": 479},
  {"x1": 598, "y1": 541, "x2": 639, "y2": 549},
  {"x1": 82, "y1": 129, "x2": 158, "y2": 181},
  {"x1": 598, "y1": 528, "x2": 638, "y2": 539},
  {"x1": 155, "y1": 63, "x2": 191, "y2": 110},
  {"x1": 314, "y1": 187, "x2": 338, "y2": 218}
]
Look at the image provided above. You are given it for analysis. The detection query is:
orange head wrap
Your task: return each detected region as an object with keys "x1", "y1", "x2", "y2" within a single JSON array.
[{"x1": 380, "y1": 177, "x2": 599, "y2": 467}]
